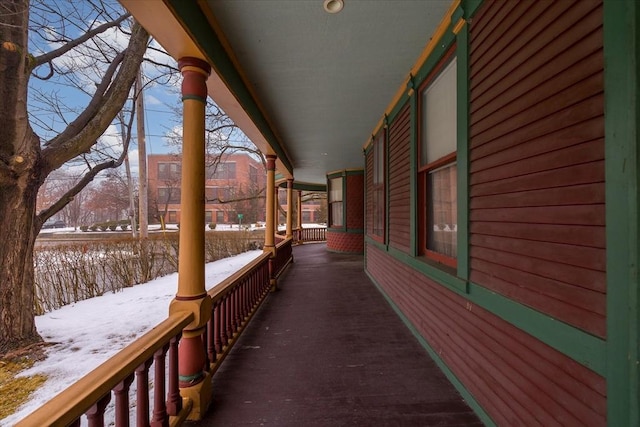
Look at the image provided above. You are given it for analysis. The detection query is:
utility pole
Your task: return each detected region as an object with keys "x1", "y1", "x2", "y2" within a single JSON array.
[
  {"x1": 136, "y1": 69, "x2": 149, "y2": 237},
  {"x1": 118, "y1": 113, "x2": 137, "y2": 238}
]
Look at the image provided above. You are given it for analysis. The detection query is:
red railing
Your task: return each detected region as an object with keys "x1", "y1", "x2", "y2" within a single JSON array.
[
  {"x1": 204, "y1": 252, "x2": 272, "y2": 373},
  {"x1": 273, "y1": 237, "x2": 293, "y2": 275},
  {"x1": 297, "y1": 227, "x2": 326, "y2": 243},
  {"x1": 16, "y1": 312, "x2": 194, "y2": 427}
]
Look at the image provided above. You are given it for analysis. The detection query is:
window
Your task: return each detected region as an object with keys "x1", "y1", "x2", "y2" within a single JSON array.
[
  {"x1": 418, "y1": 55, "x2": 457, "y2": 267},
  {"x1": 328, "y1": 177, "x2": 343, "y2": 227},
  {"x1": 168, "y1": 211, "x2": 177, "y2": 223},
  {"x1": 372, "y1": 130, "x2": 385, "y2": 240},
  {"x1": 206, "y1": 162, "x2": 237, "y2": 180},
  {"x1": 205, "y1": 211, "x2": 213, "y2": 224},
  {"x1": 249, "y1": 165, "x2": 258, "y2": 184},
  {"x1": 158, "y1": 162, "x2": 180, "y2": 180},
  {"x1": 216, "y1": 211, "x2": 225, "y2": 223},
  {"x1": 158, "y1": 187, "x2": 181, "y2": 204},
  {"x1": 205, "y1": 187, "x2": 231, "y2": 202}
]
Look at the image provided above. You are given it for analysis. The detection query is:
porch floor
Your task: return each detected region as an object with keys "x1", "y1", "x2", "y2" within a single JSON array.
[{"x1": 194, "y1": 243, "x2": 483, "y2": 426}]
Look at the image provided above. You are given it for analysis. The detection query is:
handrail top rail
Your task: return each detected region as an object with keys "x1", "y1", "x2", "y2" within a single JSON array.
[
  {"x1": 16, "y1": 311, "x2": 194, "y2": 427},
  {"x1": 208, "y1": 252, "x2": 271, "y2": 302},
  {"x1": 276, "y1": 236, "x2": 293, "y2": 249}
]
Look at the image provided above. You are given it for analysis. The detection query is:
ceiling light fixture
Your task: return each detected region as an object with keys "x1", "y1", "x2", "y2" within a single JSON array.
[{"x1": 323, "y1": 0, "x2": 344, "y2": 14}]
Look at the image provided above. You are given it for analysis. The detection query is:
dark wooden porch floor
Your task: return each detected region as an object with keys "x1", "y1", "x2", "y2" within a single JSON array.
[{"x1": 194, "y1": 243, "x2": 483, "y2": 426}]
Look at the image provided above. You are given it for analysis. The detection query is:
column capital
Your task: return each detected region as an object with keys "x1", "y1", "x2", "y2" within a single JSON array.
[
  {"x1": 179, "y1": 57, "x2": 211, "y2": 101},
  {"x1": 266, "y1": 154, "x2": 277, "y2": 171}
]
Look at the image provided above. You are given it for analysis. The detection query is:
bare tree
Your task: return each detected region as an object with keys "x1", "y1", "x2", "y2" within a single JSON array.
[{"x1": 0, "y1": 0, "x2": 149, "y2": 353}]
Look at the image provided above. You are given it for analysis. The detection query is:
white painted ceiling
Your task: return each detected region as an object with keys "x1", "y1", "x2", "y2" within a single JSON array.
[{"x1": 199, "y1": 0, "x2": 451, "y2": 184}]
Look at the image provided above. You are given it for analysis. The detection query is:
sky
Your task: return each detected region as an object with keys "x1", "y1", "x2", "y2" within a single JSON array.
[{"x1": 0, "y1": 249, "x2": 264, "y2": 427}]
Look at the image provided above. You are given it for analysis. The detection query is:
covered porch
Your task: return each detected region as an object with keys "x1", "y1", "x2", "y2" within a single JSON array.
[{"x1": 199, "y1": 243, "x2": 481, "y2": 426}]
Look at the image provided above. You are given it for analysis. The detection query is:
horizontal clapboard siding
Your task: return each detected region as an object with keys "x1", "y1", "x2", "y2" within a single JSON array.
[
  {"x1": 367, "y1": 244, "x2": 606, "y2": 426},
  {"x1": 388, "y1": 103, "x2": 411, "y2": 253},
  {"x1": 469, "y1": 0, "x2": 605, "y2": 339},
  {"x1": 365, "y1": 150, "x2": 373, "y2": 235}
]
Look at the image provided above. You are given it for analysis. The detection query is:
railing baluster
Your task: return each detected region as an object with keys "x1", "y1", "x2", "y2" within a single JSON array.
[
  {"x1": 166, "y1": 335, "x2": 182, "y2": 416},
  {"x1": 220, "y1": 296, "x2": 228, "y2": 347},
  {"x1": 69, "y1": 419, "x2": 81, "y2": 427},
  {"x1": 214, "y1": 301, "x2": 222, "y2": 354},
  {"x1": 86, "y1": 393, "x2": 111, "y2": 427},
  {"x1": 206, "y1": 313, "x2": 215, "y2": 364},
  {"x1": 136, "y1": 359, "x2": 153, "y2": 427},
  {"x1": 150, "y1": 345, "x2": 169, "y2": 427},
  {"x1": 114, "y1": 375, "x2": 134, "y2": 427},
  {"x1": 226, "y1": 293, "x2": 233, "y2": 340}
]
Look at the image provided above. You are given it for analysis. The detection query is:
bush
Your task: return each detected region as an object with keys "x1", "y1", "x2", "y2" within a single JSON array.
[
  {"x1": 80, "y1": 225, "x2": 89, "y2": 232},
  {"x1": 208, "y1": 223, "x2": 217, "y2": 230},
  {"x1": 108, "y1": 224, "x2": 118, "y2": 231},
  {"x1": 120, "y1": 224, "x2": 129, "y2": 231},
  {"x1": 33, "y1": 231, "x2": 265, "y2": 315},
  {"x1": 90, "y1": 225, "x2": 99, "y2": 231}
]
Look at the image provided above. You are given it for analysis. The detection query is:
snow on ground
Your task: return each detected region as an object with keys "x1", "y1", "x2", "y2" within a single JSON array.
[{"x1": 1, "y1": 250, "x2": 263, "y2": 426}]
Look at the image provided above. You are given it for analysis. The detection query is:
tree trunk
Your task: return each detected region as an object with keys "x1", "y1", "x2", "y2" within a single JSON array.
[
  {"x1": 0, "y1": 166, "x2": 43, "y2": 353},
  {"x1": 0, "y1": 0, "x2": 44, "y2": 353}
]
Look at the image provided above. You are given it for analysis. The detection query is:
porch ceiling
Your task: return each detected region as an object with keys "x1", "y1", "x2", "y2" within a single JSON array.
[{"x1": 121, "y1": 0, "x2": 452, "y2": 185}]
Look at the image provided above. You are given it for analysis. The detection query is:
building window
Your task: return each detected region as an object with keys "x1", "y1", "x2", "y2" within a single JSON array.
[
  {"x1": 168, "y1": 211, "x2": 177, "y2": 223},
  {"x1": 206, "y1": 162, "x2": 237, "y2": 180},
  {"x1": 216, "y1": 211, "x2": 225, "y2": 223},
  {"x1": 372, "y1": 130, "x2": 385, "y2": 240},
  {"x1": 158, "y1": 162, "x2": 180, "y2": 180},
  {"x1": 249, "y1": 165, "x2": 258, "y2": 185},
  {"x1": 158, "y1": 187, "x2": 181, "y2": 204},
  {"x1": 205, "y1": 187, "x2": 231, "y2": 203},
  {"x1": 205, "y1": 211, "x2": 213, "y2": 224},
  {"x1": 418, "y1": 55, "x2": 457, "y2": 267},
  {"x1": 329, "y1": 177, "x2": 343, "y2": 227}
]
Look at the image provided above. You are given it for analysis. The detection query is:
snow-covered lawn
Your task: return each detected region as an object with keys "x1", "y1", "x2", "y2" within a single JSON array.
[{"x1": 1, "y1": 250, "x2": 263, "y2": 426}]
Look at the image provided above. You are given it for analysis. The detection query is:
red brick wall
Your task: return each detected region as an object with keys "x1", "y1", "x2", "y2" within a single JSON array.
[
  {"x1": 327, "y1": 231, "x2": 364, "y2": 253},
  {"x1": 328, "y1": 172, "x2": 364, "y2": 253}
]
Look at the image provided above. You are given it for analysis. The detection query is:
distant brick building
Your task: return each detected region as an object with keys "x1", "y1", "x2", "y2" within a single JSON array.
[{"x1": 148, "y1": 153, "x2": 266, "y2": 225}]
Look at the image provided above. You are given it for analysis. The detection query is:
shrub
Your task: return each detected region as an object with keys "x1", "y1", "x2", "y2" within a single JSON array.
[
  {"x1": 108, "y1": 224, "x2": 118, "y2": 231},
  {"x1": 120, "y1": 224, "x2": 129, "y2": 231},
  {"x1": 80, "y1": 225, "x2": 89, "y2": 232},
  {"x1": 90, "y1": 225, "x2": 99, "y2": 231},
  {"x1": 209, "y1": 223, "x2": 217, "y2": 230}
]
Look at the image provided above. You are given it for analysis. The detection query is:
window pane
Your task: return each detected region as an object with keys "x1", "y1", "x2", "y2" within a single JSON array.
[
  {"x1": 329, "y1": 177, "x2": 342, "y2": 202},
  {"x1": 421, "y1": 58, "x2": 457, "y2": 166},
  {"x1": 427, "y1": 163, "x2": 457, "y2": 258},
  {"x1": 331, "y1": 201, "x2": 343, "y2": 227}
]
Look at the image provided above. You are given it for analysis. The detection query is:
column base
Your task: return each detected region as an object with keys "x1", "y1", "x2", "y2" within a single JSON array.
[
  {"x1": 270, "y1": 278, "x2": 278, "y2": 292},
  {"x1": 181, "y1": 372, "x2": 212, "y2": 421}
]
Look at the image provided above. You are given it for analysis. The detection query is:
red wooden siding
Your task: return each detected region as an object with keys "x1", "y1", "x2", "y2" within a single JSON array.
[
  {"x1": 365, "y1": 150, "x2": 374, "y2": 235},
  {"x1": 388, "y1": 103, "x2": 411, "y2": 252},
  {"x1": 346, "y1": 174, "x2": 364, "y2": 230},
  {"x1": 367, "y1": 245, "x2": 606, "y2": 426},
  {"x1": 469, "y1": 0, "x2": 605, "y2": 337}
]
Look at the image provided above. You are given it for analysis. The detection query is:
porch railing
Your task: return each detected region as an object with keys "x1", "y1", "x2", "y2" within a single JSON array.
[
  {"x1": 204, "y1": 251, "x2": 271, "y2": 373},
  {"x1": 296, "y1": 227, "x2": 326, "y2": 243},
  {"x1": 16, "y1": 239, "x2": 296, "y2": 426},
  {"x1": 16, "y1": 311, "x2": 194, "y2": 427}
]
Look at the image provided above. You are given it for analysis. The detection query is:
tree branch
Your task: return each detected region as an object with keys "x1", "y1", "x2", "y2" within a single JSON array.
[
  {"x1": 41, "y1": 21, "x2": 148, "y2": 173},
  {"x1": 31, "y1": 13, "x2": 130, "y2": 68}
]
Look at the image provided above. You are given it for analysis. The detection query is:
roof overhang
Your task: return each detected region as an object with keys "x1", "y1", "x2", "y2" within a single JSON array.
[{"x1": 120, "y1": 0, "x2": 455, "y2": 186}]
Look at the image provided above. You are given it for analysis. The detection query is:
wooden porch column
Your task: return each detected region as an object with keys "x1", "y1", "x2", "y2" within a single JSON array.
[
  {"x1": 264, "y1": 154, "x2": 277, "y2": 255},
  {"x1": 286, "y1": 179, "x2": 294, "y2": 239},
  {"x1": 297, "y1": 190, "x2": 303, "y2": 243},
  {"x1": 169, "y1": 57, "x2": 213, "y2": 421}
]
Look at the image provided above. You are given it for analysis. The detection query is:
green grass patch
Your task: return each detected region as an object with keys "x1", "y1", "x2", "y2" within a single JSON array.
[{"x1": 0, "y1": 356, "x2": 47, "y2": 419}]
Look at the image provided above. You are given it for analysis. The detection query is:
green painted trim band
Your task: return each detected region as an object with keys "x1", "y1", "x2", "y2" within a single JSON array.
[
  {"x1": 455, "y1": 24, "x2": 470, "y2": 281},
  {"x1": 414, "y1": 31, "x2": 456, "y2": 88},
  {"x1": 604, "y1": 0, "x2": 639, "y2": 424},
  {"x1": 462, "y1": 0, "x2": 484, "y2": 19},
  {"x1": 166, "y1": 0, "x2": 294, "y2": 175},
  {"x1": 409, "y1": 90, "x2": 418, "y2": 256},
  {"x1": 366, "y1": 270, "x2": 496, "y2": 427},
  {"x1": 181, "y1": 94, "x2": 207, "y2": 103},
  {"x1": 327, "y1": 228, "x2": 364, "y2": 234},
  {"x1": 365, "y1": 239, "x2": 606, "y2": 376},
  {"x1": 327, "y1": 171, "x2": 344, "y2": 179},
  {"x1": 345, "y1": 169, "x2": 364, "y2": 176},
  {"x1": 179, "y1": 372, "x2": 204, "y2": 383}
]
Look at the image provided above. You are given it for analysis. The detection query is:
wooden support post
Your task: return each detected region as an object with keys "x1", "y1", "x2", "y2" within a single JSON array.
[
  {"x1": 168, "y1": 56, "x2": 213, "y2": 421},
  {"x1": 286, "y1": 179, "x2": 293, "y2": 239},
  {"x1": 297, "y1": 190, "x2": 303, "y2": 244},
  {"x1": 264, "y1": 155, "x2": 278, "y2": 291}
]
